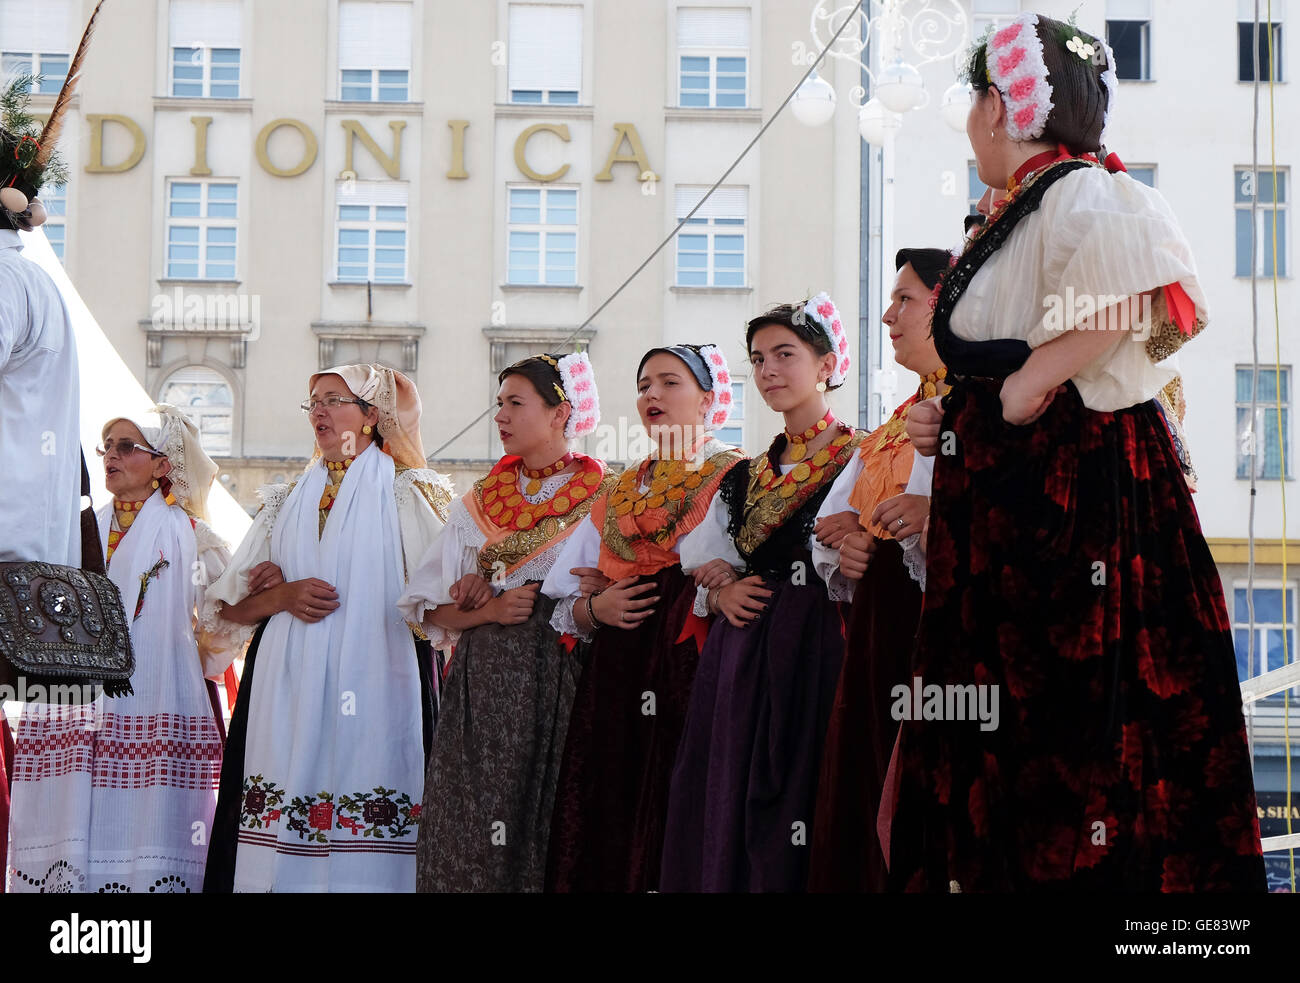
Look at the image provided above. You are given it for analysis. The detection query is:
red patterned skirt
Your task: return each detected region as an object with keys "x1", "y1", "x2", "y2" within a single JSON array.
[{"x1": 887, "y1": 379, "x2": 1266, "y2": 891}]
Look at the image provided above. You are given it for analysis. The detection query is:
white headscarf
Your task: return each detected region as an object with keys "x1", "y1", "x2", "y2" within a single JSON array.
[{"x1": 102, "y1": 404, "x2": 219, "y2": 521}]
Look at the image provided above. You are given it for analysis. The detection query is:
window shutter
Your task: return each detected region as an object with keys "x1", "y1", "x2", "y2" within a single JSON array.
[
  {"x1": 509, "y1": 4, "x2": 582, "y2": 92},
  {"x1": 677, "y1": 7, "x2": 750, "y2": 49},
  {"x1": 170, "y1": 0, "x2": 243, "y2": 49},
  {"x1": 0, "y1": 0, "x2": 73, "y2": 53},
  {"x1": 339, "y1": 1, "x2": 413, "y2": 70},
  {"x1": 675, "y1": 185, "x2": 747, "y2": 220}
]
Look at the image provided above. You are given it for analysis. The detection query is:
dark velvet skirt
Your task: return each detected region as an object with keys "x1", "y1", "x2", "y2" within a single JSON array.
[
  {"x1": 808, "y1": 538, "x2": 922, "y2": 892},
  {"x1": 887, "y1": 379, "x2": 1266, "y2": 892},
  {"x1": 544, "y1": 565, "x2": 701, "y2": 893},
  {"x1": 659, "y1": 567, "x2": 846, "y2": 892},
  {"x1": 203, "y1": 620, "x2": 435, "y2": 893},
  {"x1": 416, "y1": 595, "x2": 582, "y2": 893}
]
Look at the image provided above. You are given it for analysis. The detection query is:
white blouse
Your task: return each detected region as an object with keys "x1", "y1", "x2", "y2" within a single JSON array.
[
  {"x1": 951, "y1": 166, "x2": 1207, "y2": 412},
  {"x1": 396, "y1": 470, "x2": 575, "y2": 652}
]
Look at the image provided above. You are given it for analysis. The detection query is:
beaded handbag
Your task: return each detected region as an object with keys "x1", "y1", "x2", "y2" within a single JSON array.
[{"x1": 0, "y1": 454, "x2": 135, "y2": 701}]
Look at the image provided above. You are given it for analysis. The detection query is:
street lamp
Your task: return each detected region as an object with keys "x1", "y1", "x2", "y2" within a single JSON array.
[
  {"x1": 803, "y1": 0, "x2": 969, "y2": 427},
  {"x1": 790, "y1": 71, "x2": 838, "y2": 127}
]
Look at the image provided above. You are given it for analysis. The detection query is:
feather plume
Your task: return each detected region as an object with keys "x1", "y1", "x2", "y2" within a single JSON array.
[{"x1": 35, "y1": 0, "x2": 108, "y2": 170}]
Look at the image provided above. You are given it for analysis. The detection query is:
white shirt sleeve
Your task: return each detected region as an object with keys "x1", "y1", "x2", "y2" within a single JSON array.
[
  {"x1": 542, "y1": 514, "x2": 602, "y2": 641},
  {"x1": 811, "y1": 453, "x2": 864, "y2": 602},
  {"x1": 676, "y1": 492, "x2": 744, "y2": 617},
  {"x1": 395, "y1": 498, "x2": 480, "y2": 652},
  {"x1": 192, "y1": 520, "x2": 253, "y2": 677},
  {"x1": 204, "y1": 495, "x2": 277, "y2": 617},
  {"x1": 903, "y1": 450, "x2": 934, "y2": 495}
]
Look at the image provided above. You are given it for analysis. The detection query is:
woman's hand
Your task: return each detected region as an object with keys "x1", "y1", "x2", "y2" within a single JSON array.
[
  {"x1": 280, "y1": 578, "x2": 340, "y2": 623},
  {"x1": 907, "y1": 396, "x2": 944, "y2": 456},
  {"x1": 246, "y1": 561, "x2": 285, "y2": 595},
  {"x1": 870, "y1": 494, "x2": 930, "y2": 541},
  {"x1": 591, "y1": 576, "x2": 660, "y2": 630},
  {"x1": 714, "y1": 575, "x2": 773, "y2": 629},
  {"x1": 570, "y1": 567, "x2": 613, "y2": 598},
  {"x1": 692, "y1": 558, "x2": 739, "y2": 591},
  {"x1": 1000, "y1": 372, "x2": 1067, "y2": 426},
  {"x1": 488, "y1": 583, "x2": 539, "y2": 626},
  {"x1": 448, "y1": 573, "x2": 492, "y2": 612},
  {"x1": 839, "y1": 531, "x2": 878, "y2": 581},
  {"x1": 814, "y1": 510, "x2": 861, "y2": 551}
]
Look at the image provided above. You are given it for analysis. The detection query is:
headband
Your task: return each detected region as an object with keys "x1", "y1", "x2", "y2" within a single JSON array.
[{"x1": 637, "y1": 344, "x2": 734, "y2": 430}]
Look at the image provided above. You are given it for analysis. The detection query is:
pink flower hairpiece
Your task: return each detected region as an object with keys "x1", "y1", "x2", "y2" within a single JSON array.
[
  {"x1": 800, "y1": 292, "x2": 850, "y2": 388},
  {"x1": 698, "y1": 344, "x2": 734, "y2": 430},
  {"x1": 556, "y1": 352, "x2": 600, "y2": 439},
  {"x1": 986, "y1": 13, "x2": 1053, "y2": 142}
]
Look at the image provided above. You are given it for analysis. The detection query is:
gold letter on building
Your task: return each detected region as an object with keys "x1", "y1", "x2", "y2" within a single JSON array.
[
  {"x1": 84, "y1": 115, "x2": 146, "y2": 173},
  {"x1": 595, "y1": 124, "x2": 653, "y2": 182},
  {"x1": 447, "y1": 120, "x2": 470, "y2": 179},
  {"x1": 340, "y1": 120, "x2": 406, "y2": 179},
  {"x1": 190, "y1": 116, "x2": 213, "y2": 176},
  {"x1": 513, "y1": 123, "x2": 570, "y2": 183},
  {"x1": 255, "y1": 119, "x2": 319, "y2": 177}
]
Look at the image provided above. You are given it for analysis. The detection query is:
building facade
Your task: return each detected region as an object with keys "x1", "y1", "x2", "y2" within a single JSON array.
[{"x1": 4, "y1": 0, "x2": 1296, "y2": 886}]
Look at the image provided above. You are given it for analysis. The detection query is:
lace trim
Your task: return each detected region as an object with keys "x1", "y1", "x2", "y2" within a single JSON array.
[
  {"x1": 824, "y1": 569, "x2": 854, "y2": 603},
  {"x1": 549, "y1": 595, "x2": 589, "y2": 642},
  {"x1": 692, "y1": 584, "x2": 710, "y2": 618},
  {"x1": 447, "y1": 497, "x2": 571, "y2": 590},
  {"x1": 254, "y1": 482, "x2": 294, "y2": 523},
  {"x1": 395, "y1": 467, "x2": 455, "y2": 523},
  {"x1": 900, "y1": 532, "x2": 926, "y2": 591},
  {"x1": 192, "y1": 518, "x2": 229, "y2": 557}
]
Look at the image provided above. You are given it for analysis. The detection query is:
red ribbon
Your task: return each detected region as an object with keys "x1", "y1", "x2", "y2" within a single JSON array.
[{"x1": 676, "y1": 611, "x2": 711, "y2": 652}]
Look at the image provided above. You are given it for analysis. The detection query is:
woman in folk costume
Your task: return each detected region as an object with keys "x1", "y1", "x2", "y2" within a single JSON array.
[
  {"x1": 804, "y1": 251, "x2": 950, "y2": 893},
  {"x1": 397, "y1": 353, "x2": 617, "y2": 892},
  {"x1": 8, "y1": 405, "x2": 242, "y2": 893},
  {"x1": 887, "y1": 14, "x2": 1265, "y2": 891},
  {"x1": 658, "y1": 297, "x2": 865, "y2": 893},
  {"x1": 203, "y1": 364, "x2": 453, "y2": 892},
  {"x1": 541, "y1": 344, "x2": 746, "y2": 892}
]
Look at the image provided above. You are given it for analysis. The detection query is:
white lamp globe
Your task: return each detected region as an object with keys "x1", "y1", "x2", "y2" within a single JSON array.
[
  {"x1": 941, "y1": 80, "x2": 972, "y2": 132},
  {"x1": 790, "y1": 71, "x2": 837, "y2": 127},
  {"x1": 858, "y1": 98, "x2": 902, "y2": 146},
  {"x1": 876, "y1": 60, "x2": 926, "y2": 113}
]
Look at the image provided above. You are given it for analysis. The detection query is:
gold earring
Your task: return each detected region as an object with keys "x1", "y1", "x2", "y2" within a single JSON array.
[
  {"x1": 362, "y1": 424, "x2": 373, "y2": 435},
  {"x1": 151, "y1": 479, "x2": 160, "y2": 489}
]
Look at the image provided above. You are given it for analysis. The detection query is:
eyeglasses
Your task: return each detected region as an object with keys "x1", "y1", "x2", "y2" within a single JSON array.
[
  {"x1": 96, "y1": 439, "x2": 164, "y2": 458},
  {"x1": 300, "y1": 395, "x2": 364, "y2": 413}
]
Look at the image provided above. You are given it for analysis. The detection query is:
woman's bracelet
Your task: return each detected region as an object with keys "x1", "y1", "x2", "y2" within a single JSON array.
[
  {"x1": 585, "y1": 592, "x2": 604, "y2": 630},
  {"x1": 706, "y1": 586, "x2": 721, "y2": 614}
]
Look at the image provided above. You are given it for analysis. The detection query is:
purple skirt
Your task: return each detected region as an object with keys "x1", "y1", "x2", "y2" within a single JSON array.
[{"x1": 659, "y1": 571, "x2": 846, "y2": 892}]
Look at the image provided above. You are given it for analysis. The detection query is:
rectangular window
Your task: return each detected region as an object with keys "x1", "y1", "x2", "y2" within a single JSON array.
[
  {"x1": 508, "y1": 4, "x2": 582, "y2": 104},
  {"x1": 677, "y1": 7, "x2": 750, "y2": 108},
  {"x1": 968, "y1": 162, "x2": 988, "y2": 216},
  {"x1": 338, "y1": 1, "x2": 412, "y2": 101},
  {"x1": 1127, "y1": 164, "x2": 1156, "y2": 187},
  {"x1": 335, "y1": 181, "x2": 408, "y2": 283},
  {"x1": 42, "y1": 182, "x2": 67, "y2": 262},
  {"x1": 1235, "y1": 167, "x2": 1289, "y2": 277},
  {"x1": 166, "y1": 180, "x2": 237, "y2": 280},
  {"x1": 675, "y1": 186, "x2": 747, "y2": 287},
  {"x1": 507, "y1": 186, "x2": 577, "y2": 286},
  {"x1": 715, "y1": 380, "x2": 745, "y2": 448},
  {"x1": 1106, "y1": 20, "x2": 1150, "y2": 80},
  {"x1": 1233, "y1": 585, "x2": 1300, "y2": 696},
  {"x1": 169, "y1": 0, "x2": 242, "y2": 98},
  {"x1": 1237, "y1": 366, "x2": 1292, "y2": 480},
  {"x1": 1239, "y1": 19, "x2": 1284, "y2": 82}
]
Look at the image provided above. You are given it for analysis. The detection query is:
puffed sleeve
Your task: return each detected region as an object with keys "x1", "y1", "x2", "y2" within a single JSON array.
[
  {"x1": 192, "y1": 520, "x2": 253, "y2": 677},
  {"x1": 395, "y1": 497, "x2": 481, "y2": 652},
  {"x1": 811, "y1": 452, "x2": 864, "y2": 602},
  {"x1": 1028, "y1": 167, "x2": 1201, "y2": 411},
  {"x1": 394, "y1": 468, "x2": 454, "y2": 583},
  {"x1": 677, "y1": 492, "x2": 743, "y2": 616},
  {"x1": 203, "y1": 484, "x2": 284, "y2": 621},
  {"x1": 541, "y1": 514, "x2": 601, "y2": 641}
]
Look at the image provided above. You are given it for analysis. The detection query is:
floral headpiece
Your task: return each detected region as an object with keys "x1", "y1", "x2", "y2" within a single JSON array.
[
  {"x1": 554, "y1": 352, "x2": 600, "y2": 439},
  {"x1": 980, "y1": 13, "x2": 1118, "y2": 146},
  {"x1": 698, "y1": 345, "x2": 733, "y2": 430},
  {"x1": 798, "y1": 292, "x2": 850, "y2": 389}
]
